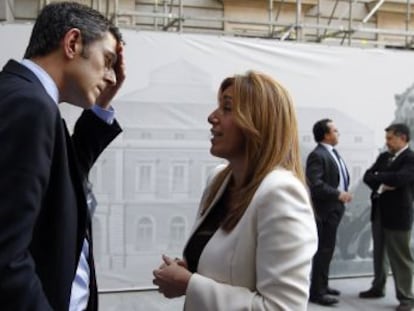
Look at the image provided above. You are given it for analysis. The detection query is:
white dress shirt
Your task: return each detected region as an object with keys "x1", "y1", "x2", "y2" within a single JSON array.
[{"x1": 321, "y1": 143, "x2": 348, "y2": 192}]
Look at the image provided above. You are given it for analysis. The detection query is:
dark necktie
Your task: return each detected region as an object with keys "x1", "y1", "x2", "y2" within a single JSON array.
[{"x1": 332, "y1": 148, "x2": 349, "y2": 191}]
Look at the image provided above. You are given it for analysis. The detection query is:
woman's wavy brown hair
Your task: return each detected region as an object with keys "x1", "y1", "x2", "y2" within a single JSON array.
[{"x1": 202, "y1": 71, "x2": 305, "y2": 231}]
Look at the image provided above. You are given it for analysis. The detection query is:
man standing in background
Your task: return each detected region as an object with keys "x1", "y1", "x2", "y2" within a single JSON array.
[
  {"x1": 0, "y1": 2, "x2": 125, "y2": 310},
  {"x1": 307, "y1": 118, "x2": 352, "y2": 306},
  {"x1": 360, "y1": 123, "x2": 414, "y2": 311}
]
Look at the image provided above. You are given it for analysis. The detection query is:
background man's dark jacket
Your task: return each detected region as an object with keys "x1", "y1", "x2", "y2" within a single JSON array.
[{"x1": 363, "y1": 148, "x2": 414, "y2": 230}]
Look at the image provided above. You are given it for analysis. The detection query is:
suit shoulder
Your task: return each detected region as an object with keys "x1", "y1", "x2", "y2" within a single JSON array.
[
  {"x1": 308, "y1": 145, "x2": 327, "y2": 156},
  {"x1": 0, "y1": 75, "x2": 58, "y2": 117},
  {"x1": 306, "y1": 147, "x2": 326, "y2": 165},
  {"x1": 401, "y1": 149, "x2": 414, "y2": 163},
  {"x1": 406, "y1": 148, "x2": 414, "y2": 156}
]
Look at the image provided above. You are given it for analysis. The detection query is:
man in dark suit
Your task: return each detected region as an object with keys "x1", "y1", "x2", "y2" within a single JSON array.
[
  {"x1": 0, "y1": 2, "x2": 125, "y2": 310},
  {"x1": 359, "y1": 123, "x2": 414, "y2": 311},
  {"x1": 306, "y1": 118, "x2": 352, "y2": 306}
]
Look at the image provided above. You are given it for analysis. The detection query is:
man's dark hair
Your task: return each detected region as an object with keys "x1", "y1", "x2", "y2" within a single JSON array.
[
  {"x1": 312, "y1": 118, "x2": 332, "y2": 143},
  {"x1": 24, "y1": 2, "x2": 123, "y2": 59},
  {"x1": 385, "y1": 123, "x2": 411, "y2": 142}
]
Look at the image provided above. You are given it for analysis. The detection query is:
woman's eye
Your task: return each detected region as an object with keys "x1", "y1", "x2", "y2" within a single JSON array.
[{"x1": 223, "y1": 101, "x2": 232, "y2": 111}]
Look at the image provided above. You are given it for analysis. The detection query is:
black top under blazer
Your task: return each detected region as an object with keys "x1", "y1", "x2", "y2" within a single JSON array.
[
  {"x1": 0, "y1": 60, "x2": 122, "y2": 310},
  {"x1": 363, "y1": 148, "x2": 414, "y2": 230}
]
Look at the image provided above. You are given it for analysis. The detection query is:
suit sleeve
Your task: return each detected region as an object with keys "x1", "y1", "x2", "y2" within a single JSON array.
[
  {"x1": 363, "y1": 153, "x2": 384, "y2": 191},
  {"x1": 184, "y1": 174, "x2": 318, "y2": 310},
  {"x1": 0, "y1": 94, "x2": 56, "y2": 310},
  {"x1": 372, "y1": 152, "x2": 414, "y2": 187},
  {"x1": 71, "y1": 109, "x2": 122, "y2": 178},
  {"x1": 306, "y1": 151, "x2": 340, "y2": 200}
]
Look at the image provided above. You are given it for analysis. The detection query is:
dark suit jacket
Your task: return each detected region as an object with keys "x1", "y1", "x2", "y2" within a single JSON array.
[
  {"x1": 306, "y1": 144, "x2": 349, "y2": 219},
  {"x1": 363, "y1": 148, "x2": 414, "y2": 230},
  {"x1": 0, "y1": 60, "x2": 122, "y2": 310}
]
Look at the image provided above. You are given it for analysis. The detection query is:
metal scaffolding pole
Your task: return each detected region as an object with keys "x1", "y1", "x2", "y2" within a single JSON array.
[
  {"x1": 316, "y1": 0, "x2": 321, "y2": 40},
  {"x1": 163, "y1": 0, "x2": 168, "y2": 28},
  {"x1": 275, "y1": 0, "x2": 284, "y2": 23},
  {"x1": 296, "y1": 0, "x2": 302, "y2": 41},
  {"x1": 269, "y1": 0, "x2": 274, "y2": 36},
  {"x1": 321, "y1": 0, "x2": 339, "y2": 40},
  {"x1": 406, "y1": 0, "x2": 411, "y2": 47},
  {"x1": 348, "y1": 0, "x2": 352, "y2": 46},
  {"x1": 178, "y1": 0, "x2": 183, "y2": 32},
  {"x1": 154, "y1": 0, "x2": 159, "y2": 30},
  {"x1": 114, "y1": 0, "x2": 119, "y2": 25},
  {"x1": 105, "y1": 0, "x2": 110, "y2": 19},
  {"x1": 362, "y1": 0, "x2": 385, "y2": 23}
]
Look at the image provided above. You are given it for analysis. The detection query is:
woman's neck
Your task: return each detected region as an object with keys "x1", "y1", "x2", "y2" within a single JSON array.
[{"x1": 228, "y1": 159, "x2": 246, "y2": 189}]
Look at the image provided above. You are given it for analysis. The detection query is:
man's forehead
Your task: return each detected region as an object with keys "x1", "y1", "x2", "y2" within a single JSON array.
[
  {"x1": 92, "y1": 31, "x2": 115, "y2": 45},
  {"x1": 327, "y1": 122, "x2": 337, "y2": 130},
  {"x1": 386, "y1": 131, "x2": 401, "y2": 139}
]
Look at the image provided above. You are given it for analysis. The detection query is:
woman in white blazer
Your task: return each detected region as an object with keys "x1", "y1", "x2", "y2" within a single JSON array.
[{"x1": 153, "y1": 71, "x2": 318, "y2": 310}]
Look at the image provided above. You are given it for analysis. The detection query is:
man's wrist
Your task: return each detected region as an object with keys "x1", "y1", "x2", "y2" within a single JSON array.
[{"x1": 91, "y1": 104, "x2": 115, "y2": 124}]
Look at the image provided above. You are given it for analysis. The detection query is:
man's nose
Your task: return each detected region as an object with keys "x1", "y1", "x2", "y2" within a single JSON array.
[{"x1": 104, "y1": 69, "x2": 117, "y2": 86}]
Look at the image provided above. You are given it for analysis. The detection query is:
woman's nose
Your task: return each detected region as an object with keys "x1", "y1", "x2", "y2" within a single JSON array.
[{"x1": 208, "y1": 111, "x2": 218, "y2": 124}]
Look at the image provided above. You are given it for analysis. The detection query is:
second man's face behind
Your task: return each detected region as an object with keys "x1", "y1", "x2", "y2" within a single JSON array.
[
  {"x1": 386, "y1": 131, "x2": 407, "y2": 154},
  {"x1": 325, "y1": 122, "x2": 339, "y2": 146}
]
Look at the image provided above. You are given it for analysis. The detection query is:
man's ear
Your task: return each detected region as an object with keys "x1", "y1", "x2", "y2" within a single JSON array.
[
  {"x1": 402, "y1": 134, "x2": 409, "y2": 143},
  {"x1": 62, "y1": 28, "x2": 82, "y2": 59}
]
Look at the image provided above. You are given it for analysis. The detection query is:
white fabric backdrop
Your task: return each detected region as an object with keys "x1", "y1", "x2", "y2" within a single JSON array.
[{"x1": 1, "y1": 25, "x2": 414, "y2": 294}]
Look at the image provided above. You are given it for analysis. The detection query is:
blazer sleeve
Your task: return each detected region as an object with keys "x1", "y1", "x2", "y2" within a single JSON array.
[
  {"x1": 184, "y1": 172, "x2": 318, "y2": 310},
  {"x1": 71, "y1": 109, "x2": 122, "y2": 178},
  {"x1": 0, "y1": 93, "x2": 56, "y2": 310},
  {"x1": 306, "y1": 150, "x2": 340, "y2": 200},
  {"x1": 363, "y1": 153, "x2": 385, "y2": 191},
  {"x1": 373, "y1": 151, "x2": 414, "y2": 188}
]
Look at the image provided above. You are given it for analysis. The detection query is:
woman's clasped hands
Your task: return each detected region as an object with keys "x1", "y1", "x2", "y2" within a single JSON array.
[{"x1": 152, "y1": 254, "x2": 192, "y2": 298}]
